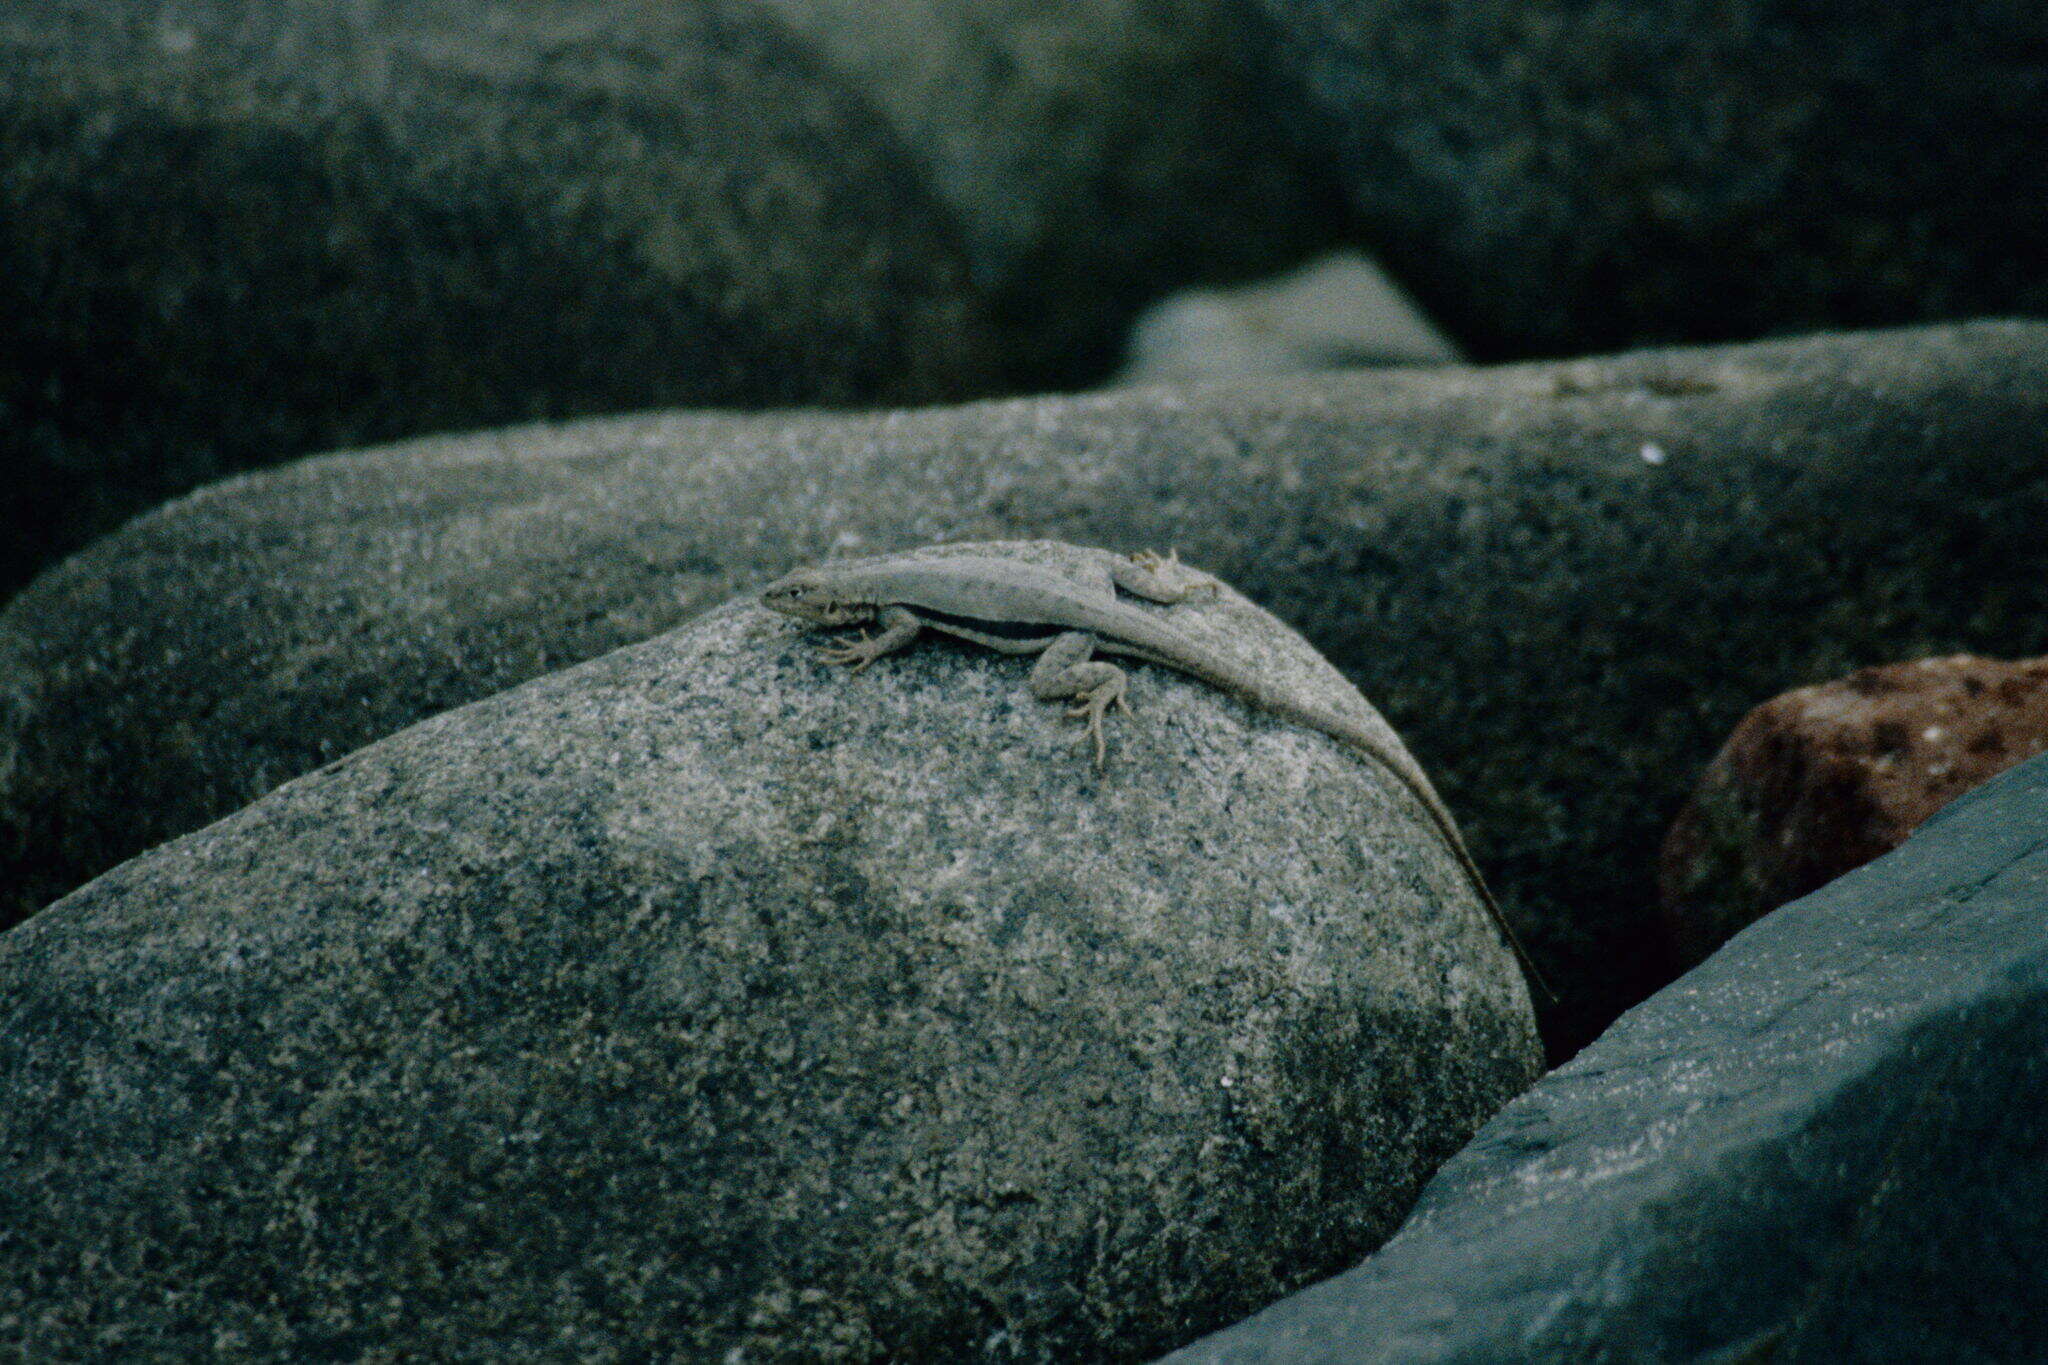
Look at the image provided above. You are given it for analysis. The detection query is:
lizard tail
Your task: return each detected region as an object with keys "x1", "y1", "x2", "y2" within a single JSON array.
[
  {"x1": 1257, "y1": 689, "x2": 1558, "y2": 1006},
  {"x1": 1108, "y1": 625, "x2": 1555, "y2": 1005}
]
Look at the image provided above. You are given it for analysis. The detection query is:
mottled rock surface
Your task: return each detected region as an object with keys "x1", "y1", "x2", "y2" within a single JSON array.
[
  {"x1": 0, "y1": 0, "x2": 992, "y2": 596},
  {"x1": 6, "y1": 322, "x2": 2048, "y2": 1057},
  {"x1": 1255, "y1": 0, "x2": 2048, "y2": 359},
  {"x1": 754, "y1": 0, "x2": 1354, "y2": 389},
  {"x1": 1163, "y1": 752, "x2": 2048, "y2": 1364},
  {"x1": 1660, "y1": 653, "x2": 2048, "y2": 968},
  {"x1": 0, "y1": 541, "x2": 1538, "y2": 1361}
]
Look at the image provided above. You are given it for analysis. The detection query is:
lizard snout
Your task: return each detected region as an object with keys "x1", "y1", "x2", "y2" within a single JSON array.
[{"x1": 760, "y1": 570, "x2": 869, "y2": 626}]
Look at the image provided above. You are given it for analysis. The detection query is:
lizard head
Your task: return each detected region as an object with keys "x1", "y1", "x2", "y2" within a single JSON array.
[{"x1": 760, "y1": 567, "x2": 875, "y2": 627}]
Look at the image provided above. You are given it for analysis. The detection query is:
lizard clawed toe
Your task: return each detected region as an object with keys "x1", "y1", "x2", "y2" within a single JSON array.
[
  {"x1": 1071, "y1": 707, "x2": 1108, "y2": 768},
  {"x1": 818, "y1": 633, "x2": 880, "y2": 672},
  {"x1": 1065, "y1": 680, "x2": 1128, "y2": 768}
]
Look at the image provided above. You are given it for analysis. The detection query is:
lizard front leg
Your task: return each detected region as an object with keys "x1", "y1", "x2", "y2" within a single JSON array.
[
  {"x1": 1028, "y1": 631, "x2": 1129, "y2": 767},
  {"x1": 818, "y1": 606, "x2": 922, "y2": 673}
]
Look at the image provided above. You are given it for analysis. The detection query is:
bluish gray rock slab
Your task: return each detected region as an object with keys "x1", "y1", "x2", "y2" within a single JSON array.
[
  {"x1": 1255, "y1": 0, "x2": 2048, "y2": 359},
  {"x1": 1161, "y1": 753, "x2": 2048, "y2": 1363},
  {"x1": 0, "y1": 0, "x2": 992, "y2": 596},
  {"x1": 0, "y1": 541, "x2": 1539, "y2": 1361},
  {"x1": 6, "y1": 321, "x2": 2048, "y2": 1060}
]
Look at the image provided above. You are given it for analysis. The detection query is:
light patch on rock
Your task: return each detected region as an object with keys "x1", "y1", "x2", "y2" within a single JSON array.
[{"x1": 1115, "y1": 250, "x2": 1462, "y2": 384}]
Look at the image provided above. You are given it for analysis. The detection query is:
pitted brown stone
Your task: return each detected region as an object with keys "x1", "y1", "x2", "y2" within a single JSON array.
[{"x1": 1660, "y1": 654, "x2": 2048, "y2": 967}]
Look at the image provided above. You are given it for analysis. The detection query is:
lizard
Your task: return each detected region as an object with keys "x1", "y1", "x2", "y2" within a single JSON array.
[{"x1": 760, "y1": 548, "x2": 1551, "y2": 1001}]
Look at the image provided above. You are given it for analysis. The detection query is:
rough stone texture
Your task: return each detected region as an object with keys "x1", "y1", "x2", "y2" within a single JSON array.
[
  {"x1": 0, "y1": 540, "x2": 1539, "y2": 1362},
  {"x1": 1660, "y1": 653, "x2": 2048, "y2": 969},
  {"x1": 0, "y1": 0, "x2": 993, "y2": 598},
  {"x1": 754, "y1": 0, "x2": 1355, "y2": 390},
  {"x1": 6, "y1": 321, "x2": 2048, "y2": 1058},
  {"x1": 1254, "y1": 0, "x2": 2048, "y2": 360},
  {"x1": 1160, "y1": 752, "x2": 2048, "y2": 1364}
]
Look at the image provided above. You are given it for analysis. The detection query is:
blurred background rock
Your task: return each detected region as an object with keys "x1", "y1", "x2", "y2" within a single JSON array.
[
  {"x1": 0, "y1": 0, "x2": 1348, "y2": 601},
  {"x1": 751, "y1": 0, "x2": 1356, "y2": 390},
  {"x1": 1255, "y1": 0, "x2": 2048, "y2": 358},
  {"x1": 7, "y1": 2, "x2": 2044, "y2": 602},
  {"x1": 1114, "y1": 250, "x2": 1461, "y2": 384},
  {"x1": 8, "y1": 0, "x2": 2044, "y2": 602}
]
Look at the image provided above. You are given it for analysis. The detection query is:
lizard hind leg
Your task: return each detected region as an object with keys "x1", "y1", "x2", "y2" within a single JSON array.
[
  {"x1": 1028, "y1": 631, "x2": 1129, "y2": 768},
  {"x1": 1115, "y1": 548, "x2": 1221, "y2": 605}
]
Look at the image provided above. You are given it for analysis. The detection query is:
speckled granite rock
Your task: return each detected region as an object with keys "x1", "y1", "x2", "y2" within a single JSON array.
[
  {"x1": 1660, "y1": 653, "x2": 2048, "y2": 969},
  {"x1": 753, "y1": 0, "x2": 1353, "y2": 389},
  {"x1": 1254, "y1": 0, "x2": 2048, "y2": 359},
  {"x1": 7, "y1": 321, "x2": 2048, "y2": 1059},
  {"x1": 0, "y1": 0, "x2": 991, "y2": 597},
  {"x1": 0, "y1": 541, "x2": 1539, "y2": 1362},
  {"x1": 1160, "y1": 753, "x2": 2048, "y2": 1364}
]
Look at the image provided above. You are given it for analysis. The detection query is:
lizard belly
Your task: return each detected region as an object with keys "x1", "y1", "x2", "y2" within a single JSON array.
[{"x1": 909, "y1": 605, "x2": 1069, "y2": 657}]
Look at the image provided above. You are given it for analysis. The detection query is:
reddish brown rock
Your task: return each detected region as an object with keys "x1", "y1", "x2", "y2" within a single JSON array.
[{"x1": 1660, "y1": 654, "x2": 2048, "y2": 967}]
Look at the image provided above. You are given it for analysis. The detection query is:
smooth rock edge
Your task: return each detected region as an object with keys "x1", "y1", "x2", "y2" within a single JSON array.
[{"x1": 1161, "y1": 752, "x2": 2048, "y2": 1362}]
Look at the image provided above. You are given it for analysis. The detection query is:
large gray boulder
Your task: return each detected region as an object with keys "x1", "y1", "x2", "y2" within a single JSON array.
[
  {"x1": 1254, "y1": 0, "x2": 2048, "y2": 358},
  {"x1": 0, "y1": 0, "x2": 992, "y2": 596},
  {"x1": 0, "y1": 541, "x2": 1539, "y2": 1361},
  {"x1": 6, "y1": 321, "x2": 2048, "y2": 1058},
  {"x1": 1161, "y1": 751, "x2": 2048, "y2": 1363}
]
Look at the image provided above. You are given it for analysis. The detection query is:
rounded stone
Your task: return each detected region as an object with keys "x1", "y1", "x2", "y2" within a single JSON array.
[
  {"x1": 1659, "y1": 653, "x2": 2048, "y2": 968},
  {"x1": 0, "y1": 542, "x2": 1539, "y2": 1360},
  {"x1": 0, "y1": 0, "x2": 993, "y2": 595}
]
